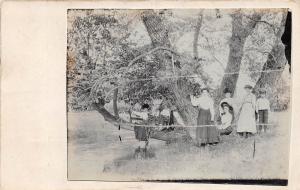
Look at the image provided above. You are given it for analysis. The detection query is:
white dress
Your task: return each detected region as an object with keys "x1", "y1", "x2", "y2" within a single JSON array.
[
  {"x1": 219, "y1": 113, "x2": 233, "y2": 130},
  {"x1": 237, "y1": 93, "x2": 257, "y2": 133}
]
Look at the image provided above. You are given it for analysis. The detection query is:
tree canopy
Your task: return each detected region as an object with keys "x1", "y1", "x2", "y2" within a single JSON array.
[{"x1": 67, "y1": 9, "x2": 291, "y2": 120}]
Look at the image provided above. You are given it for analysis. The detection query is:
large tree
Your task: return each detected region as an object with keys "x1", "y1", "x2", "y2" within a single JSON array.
[
  {"x1": 254, "y1": 11, "x2": 291, "y2": 92},
  {"x1": 141, "y1": 10, "x2": 199, "y2": 133},
  {"x1": 218, "y1": 10, "x2": 262, "y2": 96},
  {"x1": 67, "y1": 9, "x2": 291, "y2": 143}
]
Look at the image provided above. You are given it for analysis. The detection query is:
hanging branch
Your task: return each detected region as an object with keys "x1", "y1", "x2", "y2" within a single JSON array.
[
  {"x1": 243, "y1": 14, "x2": 278, "y2": 34},
  {"x1": 127, "y1": 46, "x2": 179, "y2": 68}
]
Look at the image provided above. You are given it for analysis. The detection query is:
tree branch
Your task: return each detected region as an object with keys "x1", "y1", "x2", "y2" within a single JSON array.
[
  {"x1": 243, "y1": 14, "x2": 278, "y2": 34},
  {"x1": 127, "y1": 46, "x2": 179, "y2": 68},
  {"x1": 244, "y1": 48, "x2": 278, "y2": 66}
]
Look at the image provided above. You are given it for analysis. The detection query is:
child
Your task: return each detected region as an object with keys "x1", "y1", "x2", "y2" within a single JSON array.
[
  {"x1": 256, "y1": 90, "x2": 271, "y2": 133},
  {"x1": 132, "y1": 104, "x2": 152, "y2": 156},
  {"x1": 218, "y1": 102, "x2": 233, "y2": 135}
]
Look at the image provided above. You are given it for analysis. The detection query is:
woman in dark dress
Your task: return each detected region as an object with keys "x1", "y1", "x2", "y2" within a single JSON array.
[
  {"x1": 131, "y1": 103, "x2": 154, "y2": 159},
  {"x1": 191, "y1": 88, "x2": 220, "y2": 146}
]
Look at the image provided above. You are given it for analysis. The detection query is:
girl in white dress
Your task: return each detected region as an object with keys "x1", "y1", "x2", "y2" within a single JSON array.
[{"x1": 237, "y1": 85, "x2": 257, "y2": 138}]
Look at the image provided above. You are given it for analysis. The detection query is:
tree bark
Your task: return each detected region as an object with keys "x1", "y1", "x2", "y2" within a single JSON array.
[
  {"x1": 93, "y1": 101, "x2": 121, "y2": 125},
  {"x1": 254, "y1": 11, "x2": 288, "y2": 92},
  {"x1": 92, "y1": 101, "x2": 187, "y2": 142},
  {"x1": 113, "y1": 88, "x2": 119, "y2": 118},
  {"x1": 193, "y1": 11, "x2": 204, "y2": 59},
  {"x1": 89, "y1": 10, "x2": 196, "y2": 142},
  {"x1": 218, "y1": 10, "x2": 262, "y2": 96},
  {"x1": 141, "y1": 10, "x2": 198, "y2": 128}
]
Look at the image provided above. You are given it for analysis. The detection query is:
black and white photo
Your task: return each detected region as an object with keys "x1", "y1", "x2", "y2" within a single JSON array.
[{"x1": 67, "y1": 9, "x2": 292, "y2": 184}]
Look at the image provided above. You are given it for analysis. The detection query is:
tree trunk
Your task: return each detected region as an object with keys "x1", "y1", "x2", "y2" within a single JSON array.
[
  {"x1": 218, "y1": 10, "x2": 262, "y2": 96},
  {"x1": 193, "y1": 11, "x2": 204, "y2": 59},
  {"x1": 92, "y1": 101, "x2": 187, "y2": 142},
  {"x1": 93, "y1": 101, "x2": 121, "y2": 125},
  {"x1": 254, "y1": 11, "x2": 288, "y2": 92},
  {"x1": 141, "y1": 10, "x2": 197, "y2": 128},
  {"x1": 113, "y1": 88, "x2": 119, "y2": 118},
  {"x1": 87, "y1": 33, "x2": 90, "y2": 57},
  {"x1": 89, "y1": 10, "x2": 197, "y2": 142}
]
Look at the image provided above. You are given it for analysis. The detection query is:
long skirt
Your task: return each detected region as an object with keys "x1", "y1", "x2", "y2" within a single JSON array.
[
  {"x1": 196, "y1": 108, "x2": 220, "y2": 144},
  {"x1": 219, "y1": 126, "x2": 233, "y2": 135},
  {"x1": 237, "y1": 103, "x2": 257, "y2": 133},
  {"x1": 134, "y1": 126, "x2": 149, "y2": 141}
]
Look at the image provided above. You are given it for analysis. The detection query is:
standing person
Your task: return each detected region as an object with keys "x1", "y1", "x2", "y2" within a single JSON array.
[
  {"x1": 167, "y1": 105, "x2": 176, "y2": 131},
  {"x1": 132, "y1": 104, "x2": 152, "y2": 156},
  {"x1": 256, "y1": 90, "x2": 271, "y2": 133},
  {"x1": 218, "y1": 102, "x2": 233, "y2": 135},
  {"x1": 237, "y1": 85, "x2": 257, "y2": 138},
  {"x1": 191, "y1": 88, "x2": 220, "y2": 146}
]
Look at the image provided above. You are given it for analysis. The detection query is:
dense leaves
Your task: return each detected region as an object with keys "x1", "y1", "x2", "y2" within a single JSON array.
[{"x1": 67, "y1": 9, "x2": 291, "y2": 114}]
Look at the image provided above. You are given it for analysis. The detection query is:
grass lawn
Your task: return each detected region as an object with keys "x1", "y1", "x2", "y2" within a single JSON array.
[{"x1": 67, "y1": 110, "x2": 290, "y2": 181}]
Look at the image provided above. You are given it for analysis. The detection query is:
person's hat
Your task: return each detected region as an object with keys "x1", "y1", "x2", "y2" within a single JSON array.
[
  {"x1": 244, "y1": 85, "x2": 253, "y2": 89},
  {"x1": 221, "y1": 102, "x2": 230, "y2": 109}
]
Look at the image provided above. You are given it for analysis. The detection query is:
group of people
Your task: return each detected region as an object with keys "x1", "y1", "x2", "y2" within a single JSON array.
[
  {"x1": 191, "y1": 85, "x2": 271, "y2": 147},
  {"x1": 131, "y1": 84, "x2": 271, "y2": 149}
]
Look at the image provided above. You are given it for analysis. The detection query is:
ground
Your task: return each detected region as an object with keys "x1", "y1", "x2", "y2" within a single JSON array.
[{"x1": 67, "y1": 110, "x2": 290, "y2": 181}]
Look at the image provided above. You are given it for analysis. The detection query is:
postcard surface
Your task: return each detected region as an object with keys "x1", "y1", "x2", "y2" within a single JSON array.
[{"x1": 1, "y1": 1, "x2": 300, "y2": 190}]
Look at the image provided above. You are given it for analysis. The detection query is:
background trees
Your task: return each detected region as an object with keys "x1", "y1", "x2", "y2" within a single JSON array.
[{"x1": 67, "y1": 9, "x2": 291, "y2": 133}]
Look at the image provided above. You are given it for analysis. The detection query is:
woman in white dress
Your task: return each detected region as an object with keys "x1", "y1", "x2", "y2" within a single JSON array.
[{"x1": 237, "y1": 85, "x2": 257, "y2": 138}]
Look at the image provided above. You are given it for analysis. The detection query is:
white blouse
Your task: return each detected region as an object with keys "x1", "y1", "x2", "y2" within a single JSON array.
[
  {"x1": 131, "y1": 111, "x2": 149, "y2": 120},
  {"x1": 256, "y1": 98, "x2": 271, "y2": 112},
  {"x1": 219, "y1": 113, "x2": 233, "y2": 129},
  {"x1": 191, "y1": 95, "x2": 215, "y2": 120}
]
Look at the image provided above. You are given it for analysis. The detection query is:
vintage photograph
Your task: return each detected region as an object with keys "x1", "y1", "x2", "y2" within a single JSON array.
[{"x1": 67, "y1": 9, "x2": 292, "y2": 184}]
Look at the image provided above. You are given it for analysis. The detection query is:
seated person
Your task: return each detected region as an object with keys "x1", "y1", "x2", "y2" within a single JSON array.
[
  {"x1": 219, "y1": 88, "x2": 235, "y2": 116},
  {"x1": 218, "y1": 103, "x2": 233, "y2": 135}
]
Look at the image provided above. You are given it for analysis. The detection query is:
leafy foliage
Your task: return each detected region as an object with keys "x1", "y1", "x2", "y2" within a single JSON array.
[{"x1": 67, "y1": 9, "x2": 290, "y2": 114}]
